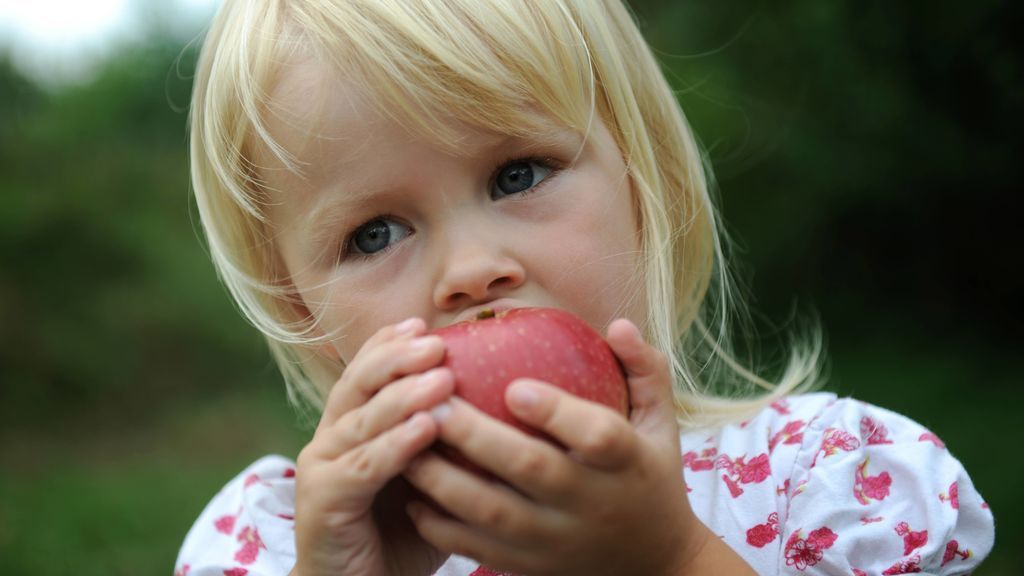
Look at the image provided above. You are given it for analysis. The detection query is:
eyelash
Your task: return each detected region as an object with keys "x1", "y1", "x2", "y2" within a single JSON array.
[
  {"x1": 489, "y1": 155, "x2": 560, "y2": 198},
  {"x1": 339, "y1": 213, "x2": 407, "y2": 262},
  {"x1": 338, "y1": 155, "x2": 561, "y2": 263}
]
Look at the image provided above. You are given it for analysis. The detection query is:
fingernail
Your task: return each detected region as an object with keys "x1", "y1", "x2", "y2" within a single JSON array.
[
  {"x1": 430, "y1": 402, "x2": 452, "y2": 423},
  {"x1": 395, "y1": 318, "x2": 420, "y2": 334},
  {"x1": 404, "y1": 413, "x2": 429, "y2": 437},
  {"x1": 418, "y1": 369, "x2": 441, "y2": 386},
  {"x1": 508, "y1": 381, "x2": 539, "y2": 409},
  {"x1": 622, "y1": 319, "x2": 642, "y2": 339},
  {"x1": 410, "y1": 336, "x2": 439, "y2": 353}
]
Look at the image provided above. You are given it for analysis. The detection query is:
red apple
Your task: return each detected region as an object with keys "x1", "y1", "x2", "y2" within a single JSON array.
[{"x1": 430, "y1": 307, "x2": 630, "y2": 439}]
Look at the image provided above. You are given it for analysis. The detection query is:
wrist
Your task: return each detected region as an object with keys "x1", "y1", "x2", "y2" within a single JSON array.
[{"x1": 667, "y1": 517, "x2": 756, "y2": 576}]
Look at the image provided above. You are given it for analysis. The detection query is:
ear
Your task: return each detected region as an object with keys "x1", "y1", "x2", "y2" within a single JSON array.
[{"x1": 284, "y1": 290, "x2": 341, "y2": 362}]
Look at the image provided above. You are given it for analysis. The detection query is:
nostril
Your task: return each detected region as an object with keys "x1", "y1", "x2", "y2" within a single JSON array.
[
  {"x1": 432, "y1": 250, "x2": 526, "y2": 310},
  {"x1": 488, "y1": 276, "x2": 515, "y2": 291}
]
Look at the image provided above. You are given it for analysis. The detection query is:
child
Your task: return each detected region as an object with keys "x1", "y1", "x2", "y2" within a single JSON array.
[{"x1": 176, "y1": 0, "x2": 994, "y2": 574}]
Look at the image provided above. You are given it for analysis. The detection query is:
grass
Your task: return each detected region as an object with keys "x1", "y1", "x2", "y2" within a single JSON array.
[
  {"x1": 0, "y1": 341, "x2": 1017, "y2": 575},
  {"x1": 0, "y1": 384, "x2": 306, "y2": 575}
]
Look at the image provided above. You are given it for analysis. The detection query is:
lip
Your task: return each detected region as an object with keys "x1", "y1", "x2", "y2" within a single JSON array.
[{"x1": 451, "y1": 299, "x2": 533, "y2": 326}]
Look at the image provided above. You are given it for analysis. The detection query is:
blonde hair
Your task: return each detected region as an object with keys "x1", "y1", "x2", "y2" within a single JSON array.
[{"x1": 189, "y1": 0, "x2": 823, "y2": 428}]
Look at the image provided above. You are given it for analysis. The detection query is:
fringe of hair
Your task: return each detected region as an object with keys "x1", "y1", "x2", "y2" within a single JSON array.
[{"x1": 189, "y1": 0, "x2": 825, "y2": 429}]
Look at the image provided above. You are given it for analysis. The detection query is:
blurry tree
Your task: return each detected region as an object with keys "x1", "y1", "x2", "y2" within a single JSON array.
[
  {"x1": 635, "y1": 0, "x2": 1022, "y2": 346},
  {"x1": 0, "y1": 37, "x2": 301, "y2": 575},
  {"x1": 631, "y1": 2, "x2": 1021, "y2": 572},
  {"x1": 0, "y1": 1, "x2": 1020, "y2": 573},
  {"x1": 0, "y1": 40, "x2": 278, "y2": 435}
]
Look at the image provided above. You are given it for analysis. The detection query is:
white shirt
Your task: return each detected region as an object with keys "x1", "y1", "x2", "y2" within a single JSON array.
[{"x1": 175, "y1": 393, "x2": 994, "y2": 575}]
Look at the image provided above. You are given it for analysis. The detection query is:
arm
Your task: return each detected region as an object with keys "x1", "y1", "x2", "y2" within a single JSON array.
[{"x1": 673, "y1": 527, "x2": 757, "y2": 576}]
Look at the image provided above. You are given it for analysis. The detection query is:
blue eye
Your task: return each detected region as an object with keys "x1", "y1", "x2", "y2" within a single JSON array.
[
  {"x1": 347, "y1": 217, "x2": 411, "y2": 257},
  {"x1": 491, "y1": 159, "x2": 553, "y2": 199}
]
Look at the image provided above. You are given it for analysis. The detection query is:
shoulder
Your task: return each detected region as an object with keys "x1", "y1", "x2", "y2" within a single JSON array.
[
  {"x1": 679, "y1": 392, "x2": 838, "y2": 498},
  {"x1": 175, "y1": 455, "x2": 298, "y2": 576},
  {"x1": 680, "y1": 394, "x2": 995, "y2": 574}
]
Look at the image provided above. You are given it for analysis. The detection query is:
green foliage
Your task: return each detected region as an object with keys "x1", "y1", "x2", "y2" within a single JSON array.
[
  {"x1": 0, "y1": 2, "x2": 1019, "y2": 573},
  {"x1": 0, "y1": 40, "x2": 276, "y2": 429},
  {"x1": 0, "y1": 40, "x2": 301, "y2": 572}
]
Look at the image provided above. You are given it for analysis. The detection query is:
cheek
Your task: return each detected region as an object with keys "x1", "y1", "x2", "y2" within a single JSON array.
[
  {"x1": 550, "y1": 179, "x2": 644, "y2": 325},
  {"x1": 318, "y1": 292, "x2": 397, "y2": 365},
  {"x1": 286, "y1": 241, "x2": 434, "y2": 365},
  {"x1": 315, "y1": 282, "x2": 429, "y2": 365},
  {"x1": 580, "y1": 174, "x2": 641, "y2": 269},
  {"x1": 579, "y1": 233, "x2": 644, "y2": 321},
  {"x1": 334, "y1": 320, "x2": 373, "y2": 366}
]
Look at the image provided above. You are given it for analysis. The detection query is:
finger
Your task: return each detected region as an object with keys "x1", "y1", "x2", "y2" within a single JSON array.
[
  {"x1": 320, "y1": 329, "x2": 446, "y2": 426},
  {"x1": 403, "y1": 451, "x2": 549, "y2": 541},
  {"x1": 311, "y1": 367, "x2": 454, "y2": 459},
  {"x1": 406, "y1": 499, "x2": 540, "y2": 575},
  {"x1": 505, "y1": 380, "x2": 636, "y2": 470},
  {"x1": 605, "y1": 319, "x2": 678, "y2": 437},
  {"x1": 364, "y1": 316, "x2": 426, "y2": 350},
  {"x1": 428, "y1": 398, "x2": 580, "y2": 502},
  {"x1": 314, "y1": 411, "x2": 439, "y2": 506},
  {"x1": 319, "y1": 317, "x2": 426, "y2": 423}
]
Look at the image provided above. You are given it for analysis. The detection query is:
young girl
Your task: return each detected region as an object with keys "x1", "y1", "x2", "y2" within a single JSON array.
[{"x1": 176, "y1": 0, "x2": 994, "y2": 574}]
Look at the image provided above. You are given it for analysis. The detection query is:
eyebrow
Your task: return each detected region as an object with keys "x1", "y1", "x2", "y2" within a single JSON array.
[
  {"x1": 300, "y1": 184, "x2": 379, "y2": 257},
  {"x1": 299, "y1": 125, "x2": 585, "y2": 248}
]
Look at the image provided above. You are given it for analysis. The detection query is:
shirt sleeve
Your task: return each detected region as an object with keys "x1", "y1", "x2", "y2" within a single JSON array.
[
  {"x1": 779, "y1": 399, "x2": 994, "y2": 575},
  {"x1": 175, "y1": 455, "x2": 298, "y2": 576}
]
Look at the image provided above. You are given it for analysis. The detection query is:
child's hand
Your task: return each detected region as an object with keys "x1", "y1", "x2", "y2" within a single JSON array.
[
  {"x1": 291, "y1": 318, "x2": 454, "y2": 576},
  {"x1": 402, "y1": 318, "x2": 737, "y2": 576}
]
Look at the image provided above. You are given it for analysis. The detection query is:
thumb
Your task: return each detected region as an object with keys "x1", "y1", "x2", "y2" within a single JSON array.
[{"x1": 606, "y1": 319, "x2": 679, "y2": 442}]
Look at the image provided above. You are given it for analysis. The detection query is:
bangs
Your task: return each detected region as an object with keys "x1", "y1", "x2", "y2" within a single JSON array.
[
  {"x1": 213, "y1": 0, "x2": 603, "y2": 184},
  {"x1": 193, "y1": 0, "x2": 821, "y2": 422},
  {"x1": 295, "y1": 0, "x2": 596, "y2": 144},
  {"x1": 289, "y1": 0, "x2": 597, "y2": 151}
]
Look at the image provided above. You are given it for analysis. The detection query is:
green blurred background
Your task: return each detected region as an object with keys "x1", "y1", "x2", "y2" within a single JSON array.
[{"x1": 0, "y1": 1, "x2": 1019, "y2": 574}]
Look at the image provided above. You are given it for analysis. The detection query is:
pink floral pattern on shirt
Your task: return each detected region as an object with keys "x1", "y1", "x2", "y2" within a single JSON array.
[
  {"x1": 894, "y1": 521, "x2": 928, "y2": 556},
  {"x1": 769, "y1": 420, "x2": 806, "y2": 452},
  {"x1": 882, "y1": 554, "x2": 923, "y2": 575},
  {"x1": 940, "y1": 481, "x2": 959, "y2": 509},
  {"x1": 812, "y1": 427, "x2": 861, "y2": 467},
  {"x1": 469, "y1": 567, "x2": 517, "y2": 576},
  {"x1": 746, "y1": 513, "x2": 781, "y2": 548},
  {"x1": 175, "y1": 394, "x2": 994, "y2": 576},
  {"x1": 784, "y1": 527, "x2": 838, "y2": 570},
  {"x1": 861, "y1": 416, "x2": 894, "y2": 445},
  {"x1": 942, "y1": 540, "x2": 972, "y2": 566},
  {"x1": 682, "y1": 447, "x2": 717, "y2": 472},
  {"x1": 716, "y1": 452, "x2": 771, "y2": 497},
  {"x1": 854, "y1": 457, "x2": 892, "y2": 505}
]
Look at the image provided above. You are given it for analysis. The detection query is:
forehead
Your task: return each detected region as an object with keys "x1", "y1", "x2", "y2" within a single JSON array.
[
  {"x1": 263, "y1": 54, "x2": 582, "y2": 167},
  {"x1": 256, "y1": 59, "x2": 400, "y2": 226},
  {"x1": 259, "y1": 58, "x2": 376, "y2": 176},
  {"x1": 254, "y1": 56, "x2": 583, "y2": 221}
]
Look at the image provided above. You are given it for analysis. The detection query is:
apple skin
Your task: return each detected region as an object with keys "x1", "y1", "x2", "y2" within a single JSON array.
[{"x1": 429, "y1": 307, "x2": 630, "y2": 438}]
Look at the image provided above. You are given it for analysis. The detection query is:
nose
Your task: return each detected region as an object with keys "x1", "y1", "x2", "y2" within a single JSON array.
[{"x1": 432, "y1": 231, "x2": 526, "y2": 310}]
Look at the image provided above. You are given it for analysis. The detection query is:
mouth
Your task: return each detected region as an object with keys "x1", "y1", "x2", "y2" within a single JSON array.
[{"x1": 452, "y1": 299, "x2": 531, "y2": 325}]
